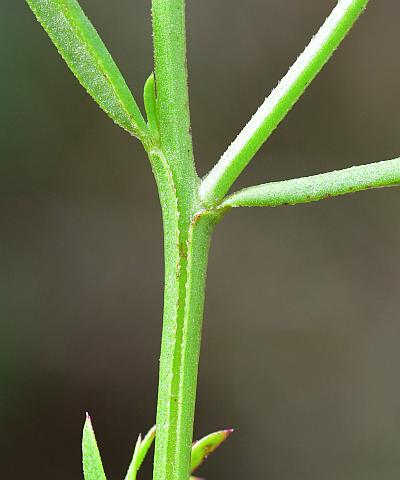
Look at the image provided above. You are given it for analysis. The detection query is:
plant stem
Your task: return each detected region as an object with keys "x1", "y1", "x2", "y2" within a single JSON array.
[
  {"x1": 150, "y1": 149, "x2": 218, "y2": 480},
  {"x1": 151, "y1": 0, "x2": 198, "y2": 214},
  {"x1": 149, "y1": 2, "x2": 375, "y2": 480},
  {"x1": 150, "y1": 1, "x2": 216, "y2": 479}
]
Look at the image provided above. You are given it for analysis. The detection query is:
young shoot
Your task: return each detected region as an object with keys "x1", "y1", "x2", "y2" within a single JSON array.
[{"x1": 25, "y1": 0, "x2": 400, "y2": 479}]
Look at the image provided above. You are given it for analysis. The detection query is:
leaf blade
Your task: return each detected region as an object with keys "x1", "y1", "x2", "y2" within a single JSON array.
[
  {"x1": 125, "y1": 434, "x2": 142, "y2": 480},
  {"x1": 221, "y1": 158, "x2": 400, "y2": 209},
  {"x1": 191, "y1": 429, "x2": 233, "y2": 473},
  {"x1": 26, "y1": 0, "x2": 148, "y2": 139},
  {"x1": 82, "y1": 414, "x2": 107, "y2": 480},
  {"x1": 144, "y1": 74, "x2": 160, "y2": 143},
  {"x1": 137, "y1": 425, "x2": 157, "y2": 471},
  {"x1": 125, "y1": 425, "x2": 156, "y2": 480}
]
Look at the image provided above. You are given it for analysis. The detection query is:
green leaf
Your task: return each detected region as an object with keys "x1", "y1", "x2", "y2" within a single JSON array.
[
  {"x1": 26, "y1": 0, "x2": 148, "y2": 140},
  {"x1": 221, "y1": 158, "x2": 400, "y2": 209},
  {"x1": 125, "y1": 434, "x2": 142, "y2": 480},
  {"x1": 144, "y1": 73, "x2": 160, "y2": 144},
  {"x1": 82, "y1": 413, "x2": 107, "y2": 480},
  {"x1": 200, "y1": 0, "x2": 370, "y2": 206},
  {"x1": 125, "y1": 425, "x2": 156, "y2": 480},
  {"x1": 191, "y1": 429, "x2": 233, "y2": 473},
  {"x1": 136, "y1": 425, "x2": 157, "y2": 470}
]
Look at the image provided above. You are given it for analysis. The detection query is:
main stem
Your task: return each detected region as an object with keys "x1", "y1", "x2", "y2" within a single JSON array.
[
  {"x1": 150, "y1": 1, "x2": 216, "y2": 480},
  {"x1": 149, "y1": 148, "x2": 219, "y2": 480},
  {"x1": 153, "y1": 197, "x2": 216, "y2": 480}
]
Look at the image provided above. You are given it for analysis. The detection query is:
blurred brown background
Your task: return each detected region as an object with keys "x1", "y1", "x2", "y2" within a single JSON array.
[{"x1": 1, "y1": 1, "x2": 400, "y2": 478}]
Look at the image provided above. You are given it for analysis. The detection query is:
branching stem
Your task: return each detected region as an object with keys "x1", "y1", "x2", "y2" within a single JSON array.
[
  {"x1": 150, "y1": 3, "x2": 217, "y2": 480},
  {"x1": 24, "y1": 1, "x2": 400, "y2": 480},
  {"x1": 149, "y1": 2, "x2": 373, "y2": 480},
  {"x1": 200, "y1": 0, "x2": 369, "y2": 207},
  {"x1": 149, "y1": 0, "x2": 398, "y2": 470}
]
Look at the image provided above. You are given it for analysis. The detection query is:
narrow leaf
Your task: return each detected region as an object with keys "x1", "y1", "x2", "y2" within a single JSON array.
[
  {"x1": 26, "y1": 0, "x2": 148, "y2": 139},
  {"x1": 221, "y1": 158, "x2": 400, "y2": 209},
  {"x1": 200, "y1": 0, "x2": 369, "y2": 206},
  {"x1": 125, "y1": 425, "x2": 156, "y2": 480},
  {"x1": 191, "y1": 429, "x2": 234, "y2": 473},
  {"x1": 144, "y1": 74, "x2": 160, "y2": 143},
  {"x1": 82, "y1": 413, "x2": 107, "y2": 480},
  {"x1": 136, "y1": 425, "x2": 156, "y2": 470},
  {"x1": 125, "y1": 434, "x2": 142, "y2": 480}
]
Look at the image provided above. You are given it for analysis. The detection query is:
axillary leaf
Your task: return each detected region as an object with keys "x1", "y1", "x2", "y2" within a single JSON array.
[
  {"x1": 26, "y1": 0, "x2": 148, "y2": 140},
  {"x1": 143, "y1": 73, "x2": 160, "y2": 144}
]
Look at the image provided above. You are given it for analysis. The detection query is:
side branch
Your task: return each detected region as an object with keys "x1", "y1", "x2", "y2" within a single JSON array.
[
  {"x1": 200, "y1": 0, "x2": 369, "y2": 207},
  {"x1": 220, "y1": 158, "x2": 400, "y2": 209}
]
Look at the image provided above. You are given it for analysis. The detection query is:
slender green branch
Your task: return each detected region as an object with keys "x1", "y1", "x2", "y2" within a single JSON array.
[
  {"x1": 220, "y1": 158, "x2": 400, "y2": 209},
  {"x1": 200, "y1": 0, "x2": 369, "y2": 207}
]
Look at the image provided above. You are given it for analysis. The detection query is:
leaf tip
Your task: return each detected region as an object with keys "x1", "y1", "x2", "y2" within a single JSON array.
[
  {"x1": 84, "y1": 412, "x2": 94, "y2": 432},
  {"x1": 191, "y1": 427, "x2": 234, "y2": 473}
]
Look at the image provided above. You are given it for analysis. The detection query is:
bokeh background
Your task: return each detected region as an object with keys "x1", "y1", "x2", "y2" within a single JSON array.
[{"x1": 2, "y1": 1, "x2": 400, "y2": 478}]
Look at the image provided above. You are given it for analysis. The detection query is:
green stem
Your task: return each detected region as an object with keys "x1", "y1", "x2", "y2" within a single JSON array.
[
  {"x1": 154, "y1": 207, "x2": 218, "y2": 480},
  {"x1": 149, "y1": 2, "x2": 375, "y2": 480},
  {"x1": 150, "y1": 1, "x2": 216, "y2": 479},
  {"x1": 151, "y1": 0, "x2": 198, "y2": 215},
  {"x1": 200, "y1": 0, "x2": 369, "y2": 207},
  {"x1": 221, "y1": 158, "x2": 400, "y2": 209},
  {"x1": 150, "y1": 150, "x2": 218, "y2": 480}
]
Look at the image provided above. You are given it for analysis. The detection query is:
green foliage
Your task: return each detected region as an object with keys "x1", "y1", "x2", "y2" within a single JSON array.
[
  {"x1": 199, "y1": 0, "x2": 370, "y2": 206},
  {"x1": 191, "y1": 429, "x2": 233, "y2": 474},
  {"x1": 25, "y1": 1, "x2": 400, "y2": 480},
  {"x1": 143, "y1": 73, "x2": 160, "y2": 145},
  {"x1": 221, "y1": 158, "x2": 400, "y2": 209},
  {"x1": 82, "y1": 414, "x2": 107, "y2": 480},
  {"x1": 26, "y1": 0, "x2": 148, "y2": 141},
  {"x1": 82, "y1": 422, "x2": 231, "y2": 480},
  {"x1": 125, "y1": 426, "x2": 157, "y2": 480}
]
